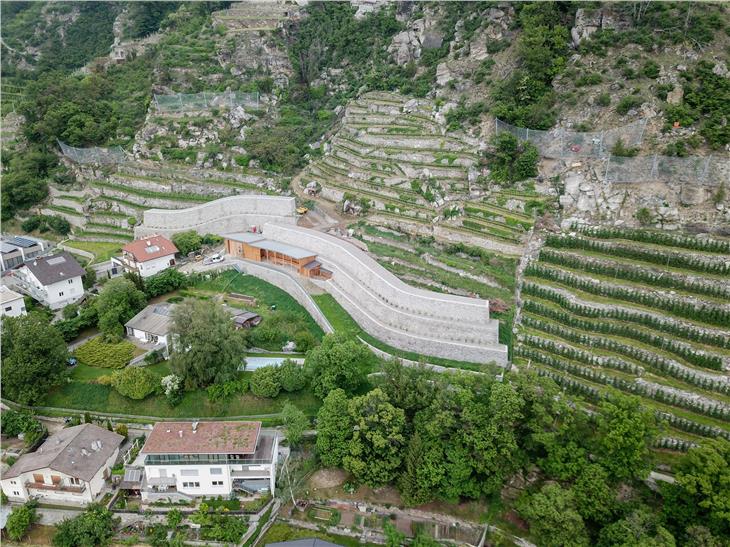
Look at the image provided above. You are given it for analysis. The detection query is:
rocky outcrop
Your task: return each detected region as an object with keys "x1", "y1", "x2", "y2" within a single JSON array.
[{"x1": 388, "y1": 17, "x2": 443, "y2": 66}]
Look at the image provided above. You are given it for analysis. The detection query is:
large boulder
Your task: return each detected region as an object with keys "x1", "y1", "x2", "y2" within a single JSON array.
[
  {"x1": 388, "y1": 18, "x2": 444, "y2": 66},
  {"x1": 571, "y1": 8, "x2": 602, "y2": 47}
]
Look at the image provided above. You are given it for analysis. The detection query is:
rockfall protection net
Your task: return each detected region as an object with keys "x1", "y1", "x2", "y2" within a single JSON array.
[
  {"x1": 494, "y1": 119, "x2": 727, "y2": 186},
  {"x1": 604, "y1": 154, "x2": 727, "y2": 186},
  {"x1": 494, "y1": 118, "x2": 648, "y2": 159},
  {"x1": 153, "y1": 91, "x2": 260, "y2": 113},
  {"x1": 58, "y1": 141, "x2": 126, "y2": 164}
]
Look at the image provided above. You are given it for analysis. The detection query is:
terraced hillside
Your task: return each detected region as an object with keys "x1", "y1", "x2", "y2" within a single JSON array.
[
  {"x1": 47, "y1": 158, "x2": 281, "y2": 249},
  {"x1": 514, "y1": 226, "x2": 730, "y2": 449},
  {"x1": 302, "y1": 91, "x2": 553, "y2": 256}
]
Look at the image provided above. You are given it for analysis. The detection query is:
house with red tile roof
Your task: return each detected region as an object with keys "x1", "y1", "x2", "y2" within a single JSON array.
[{"x1": 111, "y1": 234, "x2": 178, "y2": 278}]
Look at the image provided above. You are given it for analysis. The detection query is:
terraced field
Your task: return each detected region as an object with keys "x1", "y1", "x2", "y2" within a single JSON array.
[
  {"x1": 514, "y1": 226, "x2": 730, "y2": 450},
  {"x1": 302, "y1": 91, "x2": 553, "y2": 256}
]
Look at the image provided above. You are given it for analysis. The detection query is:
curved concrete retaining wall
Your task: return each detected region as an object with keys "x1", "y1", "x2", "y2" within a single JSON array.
[
  {"x1": 263, "y1": 223, "x2": 507, "y2": 364},
  {"x1": 231, "y1": 261, "x2": 333, "y2": 334},
  {"x1": 134, "y1": 195, "x2": 297, "y2": 238}
]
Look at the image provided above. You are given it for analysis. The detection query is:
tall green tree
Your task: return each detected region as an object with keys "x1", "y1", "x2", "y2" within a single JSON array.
[
  {"x1": 594, "y1": 393, "x2": 657, "y2": 482},
  {"x1": 662, "y1": 438, "x2": 730, "y2": 537},
  {"x1": 95, "y1": 277, "x2": 146, "y2": 340},
  {"x1": 281, "y1": 402, "x2": 309, "y2": 448},
  {"x1": 315, "y1": 388, "x2": 353, "y2": 468},
  {"x1": 597, "y1": 508, "x2": 675, "y2": 547},
  {"x1": 344, "y1": 388, "x2": 406, "y2": 487},
  {"x1": 572, "y1": 464, "x2": 616, "y2": 526},
  {"x1": 518, "y1": 483, "x2": 589, "y2": 547},
  {"x1": 1, "y1": 313, "x2": 68, "y2": 404},
  {"x1": 170, "y1": 299, "x2": 247, "y2": 389},
  {"x1": 304, "y1": 333, "x2": 374, "y2": 398}
]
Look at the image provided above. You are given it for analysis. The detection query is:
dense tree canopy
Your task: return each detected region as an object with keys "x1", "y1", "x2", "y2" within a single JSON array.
[
  {"x1": 518, "y1": 483, "x2": 589, "y2": 547},
  {"x1": 52, "y1": 504, "x2": 118, "y2": 547},
  {"x1": 304, "y1": 332, "x2": 374, "y2": 398},
  {"x1": 95, "y1": 277, "x2": 147, "y2": 340},
  {"x1": 169, "y1": 299, "x2": 246, "y2": 389},
  {"x1": 1, "y1": 313, "x2": 68, "y2": 404},
  {"x1": 315, "y1": 388, "x2": 353, "y2": 468}
]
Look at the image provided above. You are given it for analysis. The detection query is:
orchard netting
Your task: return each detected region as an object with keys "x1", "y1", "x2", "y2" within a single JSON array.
[{"x1": 58, "y1": 141, "x2": 126, "y2": 164}]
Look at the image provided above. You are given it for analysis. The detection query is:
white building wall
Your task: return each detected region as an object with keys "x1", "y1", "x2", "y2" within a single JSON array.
[
  {"x1": 43, "y1": 276, "x2": 85, "y2": 309},
  {"x1": 137, "y1": 254, "x2": 175, "y2": 278},
  {"x1": 1, "y1": 468, "x2": 92, "y2": 504},
  {"x1": 1, "y1": 295, "x2": 26, "y2": 318}
]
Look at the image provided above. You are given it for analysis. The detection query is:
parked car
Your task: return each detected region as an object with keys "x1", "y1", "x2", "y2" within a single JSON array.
[{"x1": 203, "y1": 253, "x2": 224, "y2": 265}]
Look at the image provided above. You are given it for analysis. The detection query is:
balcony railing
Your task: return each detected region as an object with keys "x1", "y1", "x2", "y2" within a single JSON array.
[{"x1": 25, "y1": 481, "x2": 86, "y2": 494}]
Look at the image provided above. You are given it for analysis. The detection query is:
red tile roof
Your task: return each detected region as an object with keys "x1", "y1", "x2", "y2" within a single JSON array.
[
  {"x1": 141, "y1": 421, "x2": 261, "y2": 455},
  {"x1": 122, "y1": 235, "x2": 178, "y2": 263}
]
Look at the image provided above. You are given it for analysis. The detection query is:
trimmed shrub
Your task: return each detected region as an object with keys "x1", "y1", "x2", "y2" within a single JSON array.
[
  {"x1": 111, "y1": 366, "x2": 159, "y2": 399},
  {"x1": 74, "y1": 337, "x2": 136, "y2": 368}
]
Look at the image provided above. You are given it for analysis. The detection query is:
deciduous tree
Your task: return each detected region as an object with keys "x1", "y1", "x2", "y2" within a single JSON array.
[
  {"x1": 281, "y1": 402, "x2": 309, "y2": 447},
  {"x1": 518, "y1": 484, "x2": 589, "y2": 547},
  {"x1": 95, "y1": 277, "x2": 146, "y2": 340},
  {"x1": 315, "y1": 388, "x2": 352, "y2": 468},
  {"x1": 304, "y1": 333, "x2": 373, "y2": 398},
  {"x1": 169, "y1": 299, "x2": 246, "y2": 389},
  {"x1": 1, "y1": 313, "x2": 68, "y2": 404},
  {"x1": 344, "y1": 388, "x2": 405, "y2": 487}
]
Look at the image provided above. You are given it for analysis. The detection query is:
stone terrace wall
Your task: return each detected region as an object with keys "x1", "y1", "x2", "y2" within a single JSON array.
[
  {"x1": 263, "y1": 223, "x2": 507, "y2": 365},
  {"x1": 134, "y1": 195, "x2": 296, "y2": 238}
]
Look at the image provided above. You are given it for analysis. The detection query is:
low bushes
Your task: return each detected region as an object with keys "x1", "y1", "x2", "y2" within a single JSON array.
[
  {"x1": 74, "y1": 337, "x2": 136, "y2": 368},
  {"x1": 0, "y1": 410, "x2": 44, "y2": 445},
  {"x1": 571, "y1": 225, "x2": 730, "y2": 254},
  {"x1": 109, "y1": 366, "x2": 160, "y2": 400}
]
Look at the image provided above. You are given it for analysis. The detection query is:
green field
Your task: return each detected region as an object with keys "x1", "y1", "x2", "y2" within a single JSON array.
[{"x1": 62, "y1": 240, "x2": 122, "y2": 263}]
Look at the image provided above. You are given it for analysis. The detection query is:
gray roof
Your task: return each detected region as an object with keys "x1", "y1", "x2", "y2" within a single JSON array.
[
  {"x1": 224, "y1": 232, "x2": 316, "y2": 260},
  {"x1": 22, "y1": 252, "x2": 85, "y2": 285},
  {"x1": 3, "y1": 424, "x2": 124, "y2": 482},
  {"x1": 224, "y1": 232, "x2": 266, "y2": 244},
  {"x1": 233, "y1": 311, "x2": 261, "y2": 323},
  {"x1": 266, "y1": 540, "x2": 342, "y2": 547},
  {"x1": 119, "y1": 467, "x2": 144, "y2": 490},
  {"x1": 125, "y1": 303, "x2": 175, "y2": 336},
  {"x1": 0, "y1": 286, "x2": 24, "y2": 304}
]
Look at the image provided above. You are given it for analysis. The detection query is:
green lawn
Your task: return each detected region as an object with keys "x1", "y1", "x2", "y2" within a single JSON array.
[
  {"x1": 261, "y1": 523, "x2": 380, "y2": 547},
  {"x1": 196, "y1": 270, "x2": 324, "y2": 343},
  {"x1": 63, "y1": 240, "x2": 122, "y2": 263},
  {"x1": 42, "y1": 374, "x2": 321, "y2": 419}
]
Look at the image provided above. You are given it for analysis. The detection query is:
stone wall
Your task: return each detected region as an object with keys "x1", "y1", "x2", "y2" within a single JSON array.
[
  {"x1": 262, "y1": 223, "x2": 507, "y2": 364},
  {"x1": 231, "y1": 261, "x2": 333, "y2": 335},
  {"x1": 134, "y1": 195, "x2": 297, "y2": 238}
]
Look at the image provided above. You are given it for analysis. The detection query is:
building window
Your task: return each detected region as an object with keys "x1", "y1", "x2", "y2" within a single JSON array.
[
  {"x1": 181, "y1": 469, "x2": 199, "y2": 477},
  {"x1": 4, "y1": 306, "x2": 11, "y2": 312},
  {"x1": 68, "y1": 279, "x2": 73, "y2": 284},
  {"x1": 13, "y1": 491, "x2": 19, "y2": 496},
  {"x1": 212, "y1": 481, "x2": 223, "y2": 486},
  {"x1": 58, "y1": 291, "x2": 64, "y2": 297},
  {"x1": 182, "y1": 482, "x2": 200, "y2": 488},
  {"x1": 210, "y1": 468, "x2": 223, "y2": 475},
  {"x1": 70, "y1": 478, "x2": 82, "y2": 485}
]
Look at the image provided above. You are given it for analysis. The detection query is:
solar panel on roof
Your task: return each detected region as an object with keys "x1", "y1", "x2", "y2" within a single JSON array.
[
  {"x1": 46, "y1": 256, "x2": 67, "y2": 266},
  {"x1": 153, "y1": 305, "x2": 173, "y2": 316},
  {"x1": 6, "y1": 236, "x2": 38, "y2": 248}
]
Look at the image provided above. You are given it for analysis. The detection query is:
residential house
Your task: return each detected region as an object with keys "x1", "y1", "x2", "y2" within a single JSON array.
[
  {"x1": 137, "y1": 421, "x2": 277, "y2": 502},
  {"x1": 0, "y1": 285, "x2": 26, "y2": 318},
  {"x1": 125, "y1": 304, "x2": 260, "y2": 355},
  {"x1": 112, "y1": 235, "x2": 178, "y2": 279},
  {"x1": 125, "y1": 303, "x2": 175, "y2": 356},
  {"x1": 0, "y1": 424, "x2": 124, "y2": 505},
  {"x1": 10, "y1": 252, "x2": 85, "y2": 310},
  {"x1": 0, "y1": 235, "x2": 46, "y2": 271}
]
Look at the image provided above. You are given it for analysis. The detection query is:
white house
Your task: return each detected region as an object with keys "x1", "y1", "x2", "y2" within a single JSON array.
[
  {"x1": 124, "y1": 303, "x2": 175, "y2": 356},
  {"x1": 137, "y1": 421, "x2": 277, "y2": 502},
  {"x1": 0, "y1": 285, "x2": 26, "y2": 318},
  {"x1": 111, "y1": 235, "x2": 178, "y2": 278},
  {"x1": 10, "y1": 252, "x2": 85, "y2": 310},
  {"x1": 0, "y1": 424, "x2": 124, "y2": 506}
]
